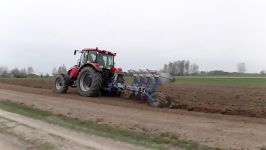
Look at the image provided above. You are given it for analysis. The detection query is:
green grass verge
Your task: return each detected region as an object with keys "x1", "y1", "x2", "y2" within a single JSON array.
[
  {"x1": 175, "y1": 77, "x2": 266, "y2": 87},
  {"x1": 0, "y1": 126, "x2": 7, "y2": 134},
  {"x1": 125, "y1": 75, "x2": 266, "y2": 87},
  {"x1": 0, "y1": 100, "x2": 218, "y2": 150},
  {"x1": 37, "y1": 142, "x2": 55, "y2": 150}
]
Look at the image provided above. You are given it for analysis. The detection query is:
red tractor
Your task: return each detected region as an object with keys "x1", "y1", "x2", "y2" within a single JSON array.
[
  {"x1": 54, "y1": 47, "x2": 174, "y2": 107},
  {"x1": 54, "y1": 48, "x2": 125, "y2": 96}
]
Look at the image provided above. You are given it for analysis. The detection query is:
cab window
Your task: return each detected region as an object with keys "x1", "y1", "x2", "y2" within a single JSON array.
[
  {"x1": 88, "y1": 51, "x2": 97, "y2": 63},
  {"x1": 98, "y1": 53, "x2": 114, "y2": 69},
  {"x1": 80, "y1": 52, "x2": 88, "y2": 66}
]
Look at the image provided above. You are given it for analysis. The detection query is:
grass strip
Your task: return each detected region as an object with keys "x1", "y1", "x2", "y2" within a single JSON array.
[{"x1": 175, "y1": 77, "x2": 266, "y2": 87}]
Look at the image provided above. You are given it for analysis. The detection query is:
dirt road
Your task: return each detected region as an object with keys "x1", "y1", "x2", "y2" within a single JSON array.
[
  {"x1": 0, "y1": 84, "x2": 266, "y2": 149},
  {"x1": 0, "y1": 134, "x2": 29, "y2": 150},
  {"x1": 0, "y1": 109, "x2": 144, "y2": 150}
]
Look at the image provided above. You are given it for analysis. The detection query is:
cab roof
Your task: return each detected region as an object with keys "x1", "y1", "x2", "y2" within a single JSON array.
[{"x1": 82, "y1": 48, "x2": 116, "y2": 56}]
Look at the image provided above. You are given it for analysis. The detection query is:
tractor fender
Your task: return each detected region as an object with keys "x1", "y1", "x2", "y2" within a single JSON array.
[
  {"x1": 78, "y1": 63, "x2": 102, "y2": 74},
  {"x1": 68, "y1": 66, "x2": 79, "y2": 79},
  {"x1": 111, "y1": 67, "x2": 124, "y2": 75}
]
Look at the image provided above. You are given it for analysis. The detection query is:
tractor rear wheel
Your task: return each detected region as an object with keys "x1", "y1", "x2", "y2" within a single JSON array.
[
  {"x1": 77, "y1": 67, "x2": 103, "y2": 97},
  {"x1": 54, "y1": 74, "x2": 69, "y2": 93}
]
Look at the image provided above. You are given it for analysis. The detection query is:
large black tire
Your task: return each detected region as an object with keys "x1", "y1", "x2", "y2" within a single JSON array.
[
  {"x1": 77, "y1": 67, "x2": 103, "y2": 97},
  {"x1": 54, "y1": 74, "x2": 69, "y2": 93}
]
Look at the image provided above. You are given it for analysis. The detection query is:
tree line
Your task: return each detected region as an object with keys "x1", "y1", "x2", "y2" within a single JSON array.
[
  {"x1": 162, "y1": 61, "x2": 266, "y2": 76},
  {"x1": 52, "y1": 65, "x2": 67, "y2": 76},
  {"x1": 1, "y1": 62, "x2": 266, "y2": 78},
  {"x1": 0, "y1": 66, "x2": 36, "y2": 78},
  {"x1": 0, "y1": 64, "x2": 68, "y2": 78},
  {"x1": 161, "y1": 60, "x2": 199, "y2": 76}
]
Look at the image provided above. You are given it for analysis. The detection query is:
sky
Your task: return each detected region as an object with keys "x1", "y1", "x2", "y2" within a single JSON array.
[{"x1": 0, "y1": 0, "x2": 266, "y2": 74}]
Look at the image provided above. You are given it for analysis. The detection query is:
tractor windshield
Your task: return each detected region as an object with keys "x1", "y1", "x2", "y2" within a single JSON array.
[
  {"x1": 98, "y1": 53, "x2": 114, "y2": 69},
  {"x1": 80, "y1": 51, "x2": 97, "y2": 66},
  {"x1": 80, "y1": 52, "x2": 88, "y2": 66}
]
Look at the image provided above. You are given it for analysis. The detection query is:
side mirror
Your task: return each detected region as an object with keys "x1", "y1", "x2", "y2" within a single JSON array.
[{"x1": 74, "y1": 50, "x2": 79, "y2": 55}]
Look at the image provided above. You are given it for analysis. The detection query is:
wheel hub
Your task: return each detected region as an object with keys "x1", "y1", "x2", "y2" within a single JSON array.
[
  {"x1": 55, "y1": 78, "x2": 63, "y2": 90},
  {"x1": 80, "y1": 73, "x2": 92, "y2": 92}
]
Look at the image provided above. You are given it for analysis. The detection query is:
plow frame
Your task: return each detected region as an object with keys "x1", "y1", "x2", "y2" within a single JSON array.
[{"x1": 126, "y1": 69, "x2": 162, "y2": 106}]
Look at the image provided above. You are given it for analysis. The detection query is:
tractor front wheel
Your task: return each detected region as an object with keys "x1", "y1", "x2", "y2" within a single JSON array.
[
  {"x1": 54, "y1": 74, "x2": 69, "y2": 93},
  {"x1": 77, "y1": 67, "x2": 103, "y2": 97}
]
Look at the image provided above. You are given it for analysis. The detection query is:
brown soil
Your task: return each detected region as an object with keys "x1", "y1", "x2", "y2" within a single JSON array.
[
  {"x1": 159, "y1": 83, "x2": 266, "y2": 118},
  {"x1": 1, "y1": 85, "x2": 266, "y2": 149},
  {"x1": 0, "y1": 79, "x2": 53, "y2": 89},
  {"x1": 1, "y1": 79, "x2": 266, "y2": 118}
]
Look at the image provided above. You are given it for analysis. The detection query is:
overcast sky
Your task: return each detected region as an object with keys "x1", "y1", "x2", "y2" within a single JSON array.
[{"x1": 0, "y1": 0, "x2": 266, "y2": 74}]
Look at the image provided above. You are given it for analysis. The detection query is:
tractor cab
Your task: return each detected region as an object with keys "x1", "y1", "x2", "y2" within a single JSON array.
[
  {"x1": 75, "y1": 48, "x2": 116, "y2": 70},
  {"x1": 69, "y1": 48, "x2": 121, "y2": 81}
]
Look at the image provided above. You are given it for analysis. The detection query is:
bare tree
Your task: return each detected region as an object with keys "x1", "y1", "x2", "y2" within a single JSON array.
[
  {"x1": 168, "y1": 62, "x2": 174, "y2": 75},
  {"x1": 162, "y1": 60, "x2": 199, "y2": 76},
  {"x1": 10, "y1": 68, "x2": 20, "y2": 78},
  {"x1": 2, "y1": 69, "x2": 9, "y2": 77},
  {"x1": 180, "y1": 60, "x2": 185, "y2": 76},
  {"x1": 0, "y1": 66, "x2": 8, "y2": 76},
  {"x1": 237, "y1": 63, "x2": 246, "y2": 74},
  {"x1": 52, "y1": 65, "x2": 67, "y2": 76},
  {"x1": 172, "y1": 61, "x2": 178, "y2": 75},
  {"x1": 45, "y1": 73, "x2": 50, "y2": 78},
  {"x1": 0, "y1": 67, "x2": 4, "y2": 75},
  {"x1": 162, "y1": 64, "x2": 168, "y2": 73},
  {"x1": 260, "y1": 70, "x2": 266, "y2": 75},
  {"x1": 20, "y1": 68, "x2": 27, "y2": 77},
  {"x1": 58, "y1": 64, "x2": 67, "y2": 74},
  {"x1": 27, "y1": 66, "x2": 34, "y2": 74},
  {"x1": 52, "y1": 68, "x2": 58, "y2": 76},
  {"x1": 185, "y1": 61, "x2": 190, "y2": 75},
  {"x1": 190, "y1": 64, "x2": 199, "y2": 75}
]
